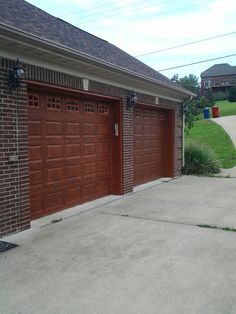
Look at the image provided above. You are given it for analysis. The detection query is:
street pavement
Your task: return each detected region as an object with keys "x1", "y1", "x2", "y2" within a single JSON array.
[{"x1": 1, "y1": 175, "x2": 236, "y2": 314}]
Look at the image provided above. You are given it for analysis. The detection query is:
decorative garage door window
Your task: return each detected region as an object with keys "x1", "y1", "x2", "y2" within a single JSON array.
[
  {"x1": 28, "y1": 93, "x2": 39, "y2": 108},
  {"x1": 84, "y1": 102, "x2": 95, "y2": 113},
  {"x1": 66, "y1": 99, "x2": 80, "y2": 112},
  {"x1": 46, "y1": 97, "x2": 61, "y2": 111},
  {"x1": 98, "y1": 104, "x2": 109, "y2": 115}
]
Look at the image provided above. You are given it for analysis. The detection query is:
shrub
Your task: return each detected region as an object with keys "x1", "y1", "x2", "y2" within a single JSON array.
[
  {"x1": 213, "y1": 92, "x2": 228, "y2": 101},
  {"x1": 228, "y1": 87, "x2": 236, "y2": 102},
  {"x1": 183, "y1": 143, "x2": 220, "y2": 175}
]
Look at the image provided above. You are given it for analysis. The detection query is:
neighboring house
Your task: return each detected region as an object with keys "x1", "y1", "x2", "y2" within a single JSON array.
[
  {"x1": 0, "y1": 0, "x2": 193, "y2": 237},
  {"x1": 201, "y1": 63, "x2": 236, "y2": 96}
]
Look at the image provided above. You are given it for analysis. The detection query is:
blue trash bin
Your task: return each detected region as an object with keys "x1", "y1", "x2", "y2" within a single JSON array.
[{"x1": 203, "y1": 107, "x2": 210, "y2": 119}]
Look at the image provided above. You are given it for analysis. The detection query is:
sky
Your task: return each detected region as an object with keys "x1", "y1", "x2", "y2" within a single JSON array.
[{"x1": 27, "y1": 0, "x2": 236, "y2": 81}]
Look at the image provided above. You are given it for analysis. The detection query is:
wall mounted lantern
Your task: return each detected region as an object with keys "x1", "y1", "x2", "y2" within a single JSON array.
[
  {"x1": 8, "y1": 58, "x2": 25, "y2": 91},
  {"x1": 127, "y1": 90, "x2": 137, "y2": 109}
]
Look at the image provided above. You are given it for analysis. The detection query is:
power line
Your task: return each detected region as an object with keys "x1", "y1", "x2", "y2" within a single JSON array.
[
  {"x1": 68, "y1": 0, "x2": 176, "y2": 25},
  {"x1": 158, "y1": 53, "x2": 236, "y2": 72},
  {"x1": 85, "y1": 0, "x2": 214, "y2": 31},
  {"x1": 135, "y1": 31, "x2": 236, "y2": 57},
  {"x1": 61, "y1": 0, "x2": 120, "y2": 17}
]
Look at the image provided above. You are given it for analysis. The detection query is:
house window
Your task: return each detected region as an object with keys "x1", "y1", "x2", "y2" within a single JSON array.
[{"x1": 203, "y1": 80, "x2": 211, "y2": 88}]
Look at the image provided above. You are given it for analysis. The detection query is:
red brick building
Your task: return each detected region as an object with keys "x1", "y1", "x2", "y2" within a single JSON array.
[
  {"x1": 0, "y1": 0, "x2": 193, "y2": 237},
  {"x1": 201, "y1": 63, "x2": 236, "y2": 97}
]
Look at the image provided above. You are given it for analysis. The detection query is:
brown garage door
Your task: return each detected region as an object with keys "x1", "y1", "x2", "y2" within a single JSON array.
[
  {"x1": 28, "y1": 90, "x2": 112, "y2": 219},
  {"x1": 134, "y1": 106, "x2": 166, "y2": 186}
]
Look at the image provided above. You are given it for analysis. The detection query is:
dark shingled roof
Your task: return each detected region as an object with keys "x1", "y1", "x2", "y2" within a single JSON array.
[
  {"x1": 201, "y1": 63, "x2": 236, "y2": 78},
  {"x1": 0, "y1": 0, "x2": 185, "y2": 91}
]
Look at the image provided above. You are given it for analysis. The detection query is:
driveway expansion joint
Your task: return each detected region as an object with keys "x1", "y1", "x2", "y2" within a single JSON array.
[{"x1": 100, "y1": 212, "x2": 236, "y2": 233}]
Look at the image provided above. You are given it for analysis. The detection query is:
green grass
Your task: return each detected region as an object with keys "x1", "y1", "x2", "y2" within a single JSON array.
[
  {"x1": 198, "y1": 224, "x2": 236, "y2": 232},
  {"x1": 186, "y1": 120, "x2": 236, "y2": 168},
  {"x1": 215, "y1": 100, "x2": 236, "y2": 117}
]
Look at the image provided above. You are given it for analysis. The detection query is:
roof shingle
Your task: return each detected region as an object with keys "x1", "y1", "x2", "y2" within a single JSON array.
[
  {"x1": 0, "y1": 0, "x2": 185, "y2": 91},
  {"x1": 201, "y1": 63, "x2": 236, "y2": 78}
]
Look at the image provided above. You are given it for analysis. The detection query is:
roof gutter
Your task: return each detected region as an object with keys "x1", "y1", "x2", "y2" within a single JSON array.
[{"x1": 0, "y1": 23, "x2": 194, "y2": 98}]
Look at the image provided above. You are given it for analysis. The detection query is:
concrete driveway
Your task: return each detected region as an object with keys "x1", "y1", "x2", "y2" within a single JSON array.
[
  {"x1": 1, "y1": 176, "x2": 236, "y2": 314},
  {"x1": 213, "y1": 115, "x2": 236, "y2": 148}
]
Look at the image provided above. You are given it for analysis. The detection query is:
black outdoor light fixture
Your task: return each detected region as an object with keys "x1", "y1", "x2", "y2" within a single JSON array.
[
  {"x1": 127, "y1": 90, "x2": 137, "y2": 109},
  {"x1": 8, "y1": 58, "x2": 25, "y2": 91}
]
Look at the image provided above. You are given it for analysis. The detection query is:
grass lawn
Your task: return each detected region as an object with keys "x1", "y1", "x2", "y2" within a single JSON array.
[
  {"x1": 186, "y1": 120, "x2": 236, "y2": 168},
  {"x1": 214, "y1": 100, "x2": 236, "y2": 117}
]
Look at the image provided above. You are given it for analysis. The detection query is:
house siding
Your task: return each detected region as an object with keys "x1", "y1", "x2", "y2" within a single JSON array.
[{"x1": 0, "y1": 57, "x2": 183, "y2": 237}]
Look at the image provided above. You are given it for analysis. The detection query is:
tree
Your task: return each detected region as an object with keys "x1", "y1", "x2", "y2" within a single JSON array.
[
  {"x1": 171, "y1": 73, "x2": 212, "y2": 134},
  {"x1": 171, "y1": 74, "x2": 199, "y2": 94},
  {"x1": 228, "y1": 86, "x2": 236, "y2": 102}
]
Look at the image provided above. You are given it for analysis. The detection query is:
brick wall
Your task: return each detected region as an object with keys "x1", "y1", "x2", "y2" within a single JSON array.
[
  {"x1": 0, "y1": 57, "x2": 183, "y2": 237},
  {"x1": 0, "y1": 66, "x2": 30, "y2": 238}
]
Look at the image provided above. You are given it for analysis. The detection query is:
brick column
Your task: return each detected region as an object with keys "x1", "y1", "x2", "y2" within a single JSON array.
[
  {"x1": 122, "y1": 94, "x2": 134, "y2": 193},
  {"x1": 0, "y1": 66, "x2": 30, "y2": 237}
]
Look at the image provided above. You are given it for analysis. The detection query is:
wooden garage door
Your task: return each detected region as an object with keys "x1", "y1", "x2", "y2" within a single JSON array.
[
  {"x1": 134, "y1": 106, "x2": 166, "y2": 186},
  {"x1": 28, "y1": 91, "x2": 112, "y2": 219}
]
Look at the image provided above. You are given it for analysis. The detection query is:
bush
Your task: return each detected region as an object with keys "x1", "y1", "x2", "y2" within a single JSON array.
[
  {"x1": 213, "y1": 92, "x2": 228, "y2": 101},
  {"x1": 228, "y1": 87, "x2": 236, "y2": 102},
  {"x1": 183, "y1": 143, "x2": 220, "y2": 175}
]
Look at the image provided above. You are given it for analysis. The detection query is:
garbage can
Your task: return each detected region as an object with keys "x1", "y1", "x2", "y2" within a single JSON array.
[
  {"x1": 203, "y1": 107, "x2": 210, "y2": 119},
  {"x1": 212, "y1": 106, "x2": 220, "y2": 118}
]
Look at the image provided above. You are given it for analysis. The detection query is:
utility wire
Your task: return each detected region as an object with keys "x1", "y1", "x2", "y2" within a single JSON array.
[
  {"x1": 85, "y1": 0, "x2": 214, "y2": 31},
  {"x1": 68, "y1": 0, "x2": 176, "y2": 24},
  {"x1": 158, "y1": 53, "x2": 236, "y2": 72},
  {"x1": 61, "y1": 0, "x2": 120, "y2": 17},
  {"x1": 61, "y1": 0, "x2": 157, "y2": 19},
  {"x1": 135, "y1": 31, "x2": 236, "y2": 57}
]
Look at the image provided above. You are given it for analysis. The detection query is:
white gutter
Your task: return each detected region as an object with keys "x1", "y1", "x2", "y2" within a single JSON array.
[{"x1": 0, "y1": 23, "x2": 194, "y2": 99}]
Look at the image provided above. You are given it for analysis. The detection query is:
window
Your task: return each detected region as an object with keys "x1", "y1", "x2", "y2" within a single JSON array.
[
  {"x1": 203, "y1": 80, "x2": 211, "y2": 88},
  {"x1": 98, "y1": 104, "x2": 109, "y2": 115},
  {"x1": 46, "y1": 97, "x2": 61, "y2": 111},
  {"x1": 66, "y1": 99, "x2": 80, "y2": 112},
  {"x1": 84, "y1": 103, "x2": 95, "y2": 113},
  {"x1": 28, "y1": 93, "x2": 39, "y2": 108}
]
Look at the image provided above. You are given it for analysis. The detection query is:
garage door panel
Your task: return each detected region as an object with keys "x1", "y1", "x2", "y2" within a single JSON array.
[
  {"x1": 28, "y1": 145, "x2": 43, "y2": 161},
  {"x1": 83, "y1": 123, "x2": 96, "y2": 135},
  {"x1": 45, "y1": 190, "x2": 64, "y2": 211},
  {"x1": 65, "y1": 122, "x2": 81, "y2": 135},
  {"x1": 84, "y1": 143, "x2": 96, "y2": 155},
  {"x1": 45, "y1": 121, "x2": 63, "y2": 136},
  {"x1": 30, "y1": 192, "x2": 43, "y2": 218},
  {"x1": 66, "y1": 164, "x2": 81, "y2": 179},
  {"x1": 65, "y1": 144, "x2": 81, "y2": 157},
  {"x1": 82, "y1": 182, "x2": 96, "y2": 200},
  {"x1": 97, "y1": 179, "x2": 110, "y2": 196},
  {"x1": 28, "y1": 91, "x2": 112, "y2": 219},
  {"x1": 83, "y1": 162, "x2": 96, "y2": 176},
  {"x1": 46, "y1": 167, "x2": 64, "y2": 184},
  {"x1": 28, "y1": 120, "x2": 42, "y2": 136},
  {"x1": 134, "y1": 106, "x2": 166, "y2": 186},
  {"x1": 30, "y1": 169, "x2": 43, "y2": 186},
  {"x1": 65, "y1": 186, "x2": 81, "y2": 205}
]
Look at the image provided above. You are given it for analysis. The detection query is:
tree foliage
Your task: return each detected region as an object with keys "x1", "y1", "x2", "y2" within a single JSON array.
[
  {"x1": 171, "y1": 74, "x2": 199, "y2": 94},
  {"x1": 171, "y1": 73, "x2": 213, "y2": 134},
  {"x1": 228, "y1": 86, "x2": 236, "y2": 102}
]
